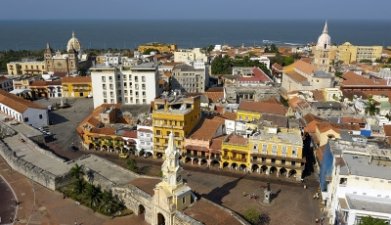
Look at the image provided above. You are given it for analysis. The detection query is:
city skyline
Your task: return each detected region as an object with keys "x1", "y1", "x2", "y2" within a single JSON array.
[{"x1": 1, "y1": 0, "x2": 391, "y2": 20}]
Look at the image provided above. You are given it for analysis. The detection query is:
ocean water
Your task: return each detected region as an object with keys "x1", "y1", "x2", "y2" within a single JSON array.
[{"x1": 0, "y1": 19, "x2": 390, "y2": 51}]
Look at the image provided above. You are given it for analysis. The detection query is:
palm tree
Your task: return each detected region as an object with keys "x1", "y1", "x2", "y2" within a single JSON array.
[
  {"x1": 85, "y1": 184, "x2": 101, "y2": 208},
  {"x1": 365, "y1": 97, "x2": 380, "y2": 116},
  {"x1": 70, "y1": 164, "x2": 84, "y2": 180},
  {"x1": 74, "y1": 178, "x2": 86, "y2": 194}
]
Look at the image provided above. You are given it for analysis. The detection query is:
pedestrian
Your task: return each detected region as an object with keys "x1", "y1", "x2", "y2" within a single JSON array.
[{"x1": 304, "y1": 185, "x2": 307, "y2": 189}]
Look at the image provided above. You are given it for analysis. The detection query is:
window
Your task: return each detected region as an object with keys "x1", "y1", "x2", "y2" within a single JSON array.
[
  {"x1": 103, "y1": 99, "x2": 107, "y2": 103},
  {"x1": 109, "y1": 84, "x2": 113, "y2": 90},
  {"x1": 272, "y1": 145, "x2": 277, "y2": 155},
  {"x1": 253, "y1": 144, "x2": 258, "y2": 151},
  {"x1": 109, "y1": 76, "x2": 113, "y2": 82},
  {"x1": 24, "y1": 117, "x2": 29, "y2": 122},
  {"x1": 292, "y1": 147, "x2": 298, "y2": 157},
  {"x1": 101, "y1": 76, "x2": 106, "y2": 82},
  {"x1": 135, "y1": 76, "x2": 138, "y2": 82},
  {"x1": 262, "y1": 144, "x2": 267, "y2": 153},
  {"x1": 142, "y1": 91, "x2": 146, "y2": 96},
  {"x1": 123, "y1": 75, "x2": 127, "y2": 80},
  {"x1": 143, "y1": 99, "x2": 146, "y2": 104},
  {"x1": 142, "y1": 84, "x2": 146, "y2": 90},
  {"x1": 142, "y1": 76, "x2": 145, "y2": 82},
  {"x1": 102, "y1": 84, "x2": 106, "y2": 90},
  {"x1": 39, "y1": 114, "x2": 43, "y2": 119},
  {"x1": 103, "y1": 91, "x2": 107, "y2": 97},
  {"x1": 282, "y1": 146, "x2": 287, "y2": 156}
]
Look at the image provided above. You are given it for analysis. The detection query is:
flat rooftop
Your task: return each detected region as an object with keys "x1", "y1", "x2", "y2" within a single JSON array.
[
  {"x1": 340, "y1": 153, "x2": 391, "y2": 180},
  {"x1": 346, "y1": 194, "x2": 391, "y2": 214},
  {"x1": 6, "y1": 122, "x2": 43, "y2": 138}
]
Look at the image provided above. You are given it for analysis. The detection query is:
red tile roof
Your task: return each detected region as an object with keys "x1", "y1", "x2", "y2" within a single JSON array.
[
  {"x1": 384, "y1": 125, "x2": 391, "y2": 136},
  {"x1": 204, "y1": 91, "x2": 224, "y2": 103},
  {"x1": 238, "y1": 100, "x2": 287, "y2": 116},
  {"x1": 284, "y1": 70, "x2": 308, "y2": 83},
  {"x1": 342, "y1": 72, "x2": 387, "y2": 87},
  {"x1": 223, "y1": 133, "x2": 248, "y2": 146},
  {"x1": 0, "y1": 90, "x2": 46, "y2": 113},
  {"x1": 210, "y1": 136, "x2": 225, "y2": 152},
  {"x1": 190, "y1": 118, "x2": 224, "y2": 141},
  {"x1": 61, "y1": 76, "x2": 91, "y2": 83},
  {"x1": 220, "y1": 112, "x2": 236, "y2": 121},
  {"x1": 122, "y1": 130, "x2": 138, "y2": 139},
  {"x1": 340, "y1": 117, "x2": 366, "y2": 125},
  {"x1": 237, "y1": 67, "x2": 272, "y2": 83}
]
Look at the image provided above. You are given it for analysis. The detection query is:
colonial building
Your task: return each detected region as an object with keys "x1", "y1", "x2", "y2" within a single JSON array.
[
  {"x1": 174, "y1": 48, "x2": 208, "y2": 64},
  {"x1": 44, "y1": 32, "x2": 80, "y2": 74},
  {"x1": 7, "y1": 60, "x2": 46, "y2": 75},
  {"x1": 138, "y1": 42, "x2": 177, "y2": 53},
  {"x1": 337, "y1": 42, "x2": 383, "y2": 64},
  {"x1": 113, "y1": 132, "x2": 249, "y2": 225},
  {"x1": 0, "y1": 90, "x2": 48, "y2": 128},
  {"x1": 61, "y1": 76, "x2": 92, "y2": 98},
  {"x1": 152, "y1": 92, "x2": 201, "y2": 158},
  {"x1": 312, "y1": 22, "x2": 337, "y2": 72}
]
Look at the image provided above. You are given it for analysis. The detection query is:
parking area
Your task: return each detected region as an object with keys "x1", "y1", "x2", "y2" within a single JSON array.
[{"x1": 35, "y1": 98, "x2": 94, "y2": 159}]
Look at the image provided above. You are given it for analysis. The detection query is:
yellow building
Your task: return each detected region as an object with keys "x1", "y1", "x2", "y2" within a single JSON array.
[
  {"x1": 249, "y1": 128, "x2": 305, "y2": 180},
  {"x1": 7, "y1": 61, "x2": 46, "y2": 75},
  {"x1": 337, "y1": 42, "x2": 383, "y2": 64},
  {"x1": 221, "y1": 134, "x2": 251, "y2": 170},
  {"x1": 152, "y1": 94, "x2": 201, "y2": 158},
  {"x1": 61, "y1": 76, "x2": 92, "y2": 97},
  {"x1": 138, "y1": 42, "x2": 177, "y2": 53}
]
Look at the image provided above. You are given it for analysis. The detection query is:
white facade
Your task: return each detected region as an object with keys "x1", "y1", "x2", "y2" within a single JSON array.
[
  {"x1": 91, "y1": 63, "x2": 160, "y2": 108},
  {"x1": 137, "y1": 125, "x2": 153, "y2": 155},
  {"x1": 174, "y1": 48, "x2": 207, "y2": 64},
  {"x1": 0, "y1": 103, "x2": 48, "y2": 128},
  {"x1": 324, "y1": 140, "x2": 391, "y2": 225}
]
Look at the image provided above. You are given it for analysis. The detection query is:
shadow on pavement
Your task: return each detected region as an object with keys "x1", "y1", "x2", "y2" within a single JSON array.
[
  {"x1": 201, "y1": 174, "x2": 246, "y2": 204},
  {"x1": 48, "y1": 112, "x2": 69, "y2": 125}
]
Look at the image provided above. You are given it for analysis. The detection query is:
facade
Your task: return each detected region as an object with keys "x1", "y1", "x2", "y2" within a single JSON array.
[
  {"x1": 174, "y1": 48, "x2": 208, "y2": 64},
  {"x1": 337, "y1": 42, "x2": 383, "y2": 64},
  {"x1": 236, "y1": 99, "x2": 287, "y2": 122},
  {"x1": 44, "y1": 32, "x2": 81, "y2": 74},
  {"x1": 152, "y1": 93, "x2": 201, "y2": 158},
  {"x1": 138, "y1": 43, "x2": 177, "y2": 53},
  {"x1": 137, "y1": 125, "x2": 153, "y2": 155},
  {"x1": 312, "y1": 22, "x2": 337, "y2": 72},
  {"x1": 321, "y1": 139, "x2": 391, "y2": 225},
  {"x1": 7, "y1": 61, "x2": 46, "y2": 75},
  {"x1": 91, "y1": 63, "x2": 160, "y2": 108},
  {"x1": 0, "y1": 76, "x2": 13, "y2": 92},
  {"x1": 0, "y1": 90, "x2": 48, "y2": 128},
  {"x1": 171, "y1": 63, "x2": 208, "y2": 93},
  {"x1": 61, "y1": 76, "x2": 92, "y2": 98},
  {"x1": 29, "y1": 80, "x2": 62, "y2": 99}
]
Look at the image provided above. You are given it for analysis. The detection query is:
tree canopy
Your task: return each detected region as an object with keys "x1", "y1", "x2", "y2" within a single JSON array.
[
  {"x1": 211, "y1": 55, "x2": 270, "y2": 75},
  {"x1": 358, "y1": 216, "x2": 388, "y2": 225}
]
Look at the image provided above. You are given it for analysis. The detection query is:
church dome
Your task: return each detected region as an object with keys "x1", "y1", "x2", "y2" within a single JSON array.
[
  {"x1": 316, "y1": 22, "x2": 331, "y2": 49},
  {"x1": 67, "y1": 32, "x2": 81, "y2": 52}
]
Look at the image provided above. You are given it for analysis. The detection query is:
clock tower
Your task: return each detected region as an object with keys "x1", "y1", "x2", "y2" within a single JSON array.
[{"x1": 161, "y1": 132, "x2": 182, "y2": 188}]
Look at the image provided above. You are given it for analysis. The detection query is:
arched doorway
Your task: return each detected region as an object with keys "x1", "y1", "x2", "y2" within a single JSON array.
[
  {"x1": 261, "y1": 165, "x2": 268, "y2": 173},
  {"x1": 222, "y1": 162, "x2": 229, "y2": 168},
  {"x1": 211, "y1": 160, "x2": 219, "y2": 168},
  {"x1": 252, "y1": 164, "x2": 259, "y2": 172},
  {"x1": 200, "y1": 159, "x2": 208, "y2": 166},
  {"x1": 138, "y1": 204, "x2": 145, "y2": 219},
  {"x1": 289, "y1": 169, "x2": 297, "y2": 178},
  {"x1": 185, "y1": 157, "x2": 191, "y2": 164},
  {"x1": 239, "y1": 164, "x2": 247, "y2": 171},
  {"x1": 270, "y1": 166, "x2": 277, "y2": 175},
  {"x1": 280, "y1": 167, "x2": 287, "y2": 176},
  {"x1": 157, "y1": 213, "x2": 165, "y2": 225},
  {"x1": 231, "y1": 163, "x2": 238, "y2": 170}
]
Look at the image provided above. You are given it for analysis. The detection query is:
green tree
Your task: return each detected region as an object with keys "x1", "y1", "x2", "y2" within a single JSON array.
[
  {"x1": 70, "y1": 164, "x2": 84, "y2": 180},
  {"x1": 85, "y1": 183, "x2": 101, "y2": 208},
  {"x1": 244, "y1": 208, "x2": 260, "y2": 224},
  {"x1": 365, "y1": 97, "x2": 380, "y2": 116},
  {"x1": 126, "y1": 158, "x2": 138, "y2": 172},
  {"x1": 358, "y1": 216, "x2": 388, "y2": 225},
  {"x1": 73, "y1": 178, "x2": 86, "y2": 194},
  {"x1": 211, "y1": 55, "x2": 232, "y2": 75}
]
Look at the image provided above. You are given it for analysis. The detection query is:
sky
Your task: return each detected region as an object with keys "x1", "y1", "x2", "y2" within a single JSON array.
[{"x1": 1, "y1": 0, "x2": 391, "y2": 20}]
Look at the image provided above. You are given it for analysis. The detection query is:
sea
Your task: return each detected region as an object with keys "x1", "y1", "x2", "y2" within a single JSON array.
[{"x1": 0, "y1": 19, "x2": 390, "y2": 51}]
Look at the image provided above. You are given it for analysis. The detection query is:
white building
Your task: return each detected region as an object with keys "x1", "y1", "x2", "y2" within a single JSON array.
[
  {"x1": 91, "y1": 62, "x2": 160, "y2": 108},
  {"x1": 137, "y1": 125, "x2": 153, "y2": 156},
  {"x1": 174, "y1": 48, "x2": 208, "y2": 64},
  {"x1": 171, "y1": 63, "x2": 209, "y2": 93},
  {"x1": 0, "y1": 90, "x2": 48, "y2": 128},
  {"x1": 321, "y1": 139, "x2": 391, "y2": 225}
]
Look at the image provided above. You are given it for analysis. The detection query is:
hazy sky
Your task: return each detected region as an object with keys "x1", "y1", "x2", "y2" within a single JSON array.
[{"x1": 1, "y1": 0, "x2": 391, "y2": 20}]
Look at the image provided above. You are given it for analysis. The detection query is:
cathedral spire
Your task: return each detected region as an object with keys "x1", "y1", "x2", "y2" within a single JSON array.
[
  {"x1": 322, "y1": 21, "x2": 328, "y2": 34},
  {"x1": 72, "y1": 31, "x2": 76, "y2": 38}
]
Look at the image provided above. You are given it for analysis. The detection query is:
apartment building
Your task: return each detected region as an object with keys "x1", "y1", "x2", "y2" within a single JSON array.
[{"x1": 171, "y1": 63, "x2": 209, "y2": 93}]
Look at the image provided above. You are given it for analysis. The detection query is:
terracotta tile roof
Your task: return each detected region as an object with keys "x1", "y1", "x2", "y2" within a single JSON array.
[
  {"x1": 87, "y1": 117, "x2": 102, "y2": 127},
  {"x1": 384, "y1": 125, "x2": 391, "y2": 136},
  {"x1": 342, "y1": 71, "x2": 387, "y2": 86},
  {"x1": 238, "y1": 100, "x2": 287, "y2": 116},
  {"x1": 284, "y1": 60, "x2": 315, "y2": 75},
  {"x1": 272, "y1": 63, "x2": 283, "y2": 71},
  {"x1": 183, "y1": 198, "x2": 244, "y2": 225},
  {"x1": 340, "y1": 117, "x2": 366, "y2": 125},
  {"x1": 90, "y1": 127, "x2": 116, "y2": 136},
  {"x1": 210, "y1": 135, "x2": 225, "y2": 152},
  {"x1": 137, "y1": 128, "x2": 153, "y2": 133},
  {"x1": 190, "y1": 118, "x2": 224, "y2": 141},
  {"x1": 303, "y1": 113, "x2": 324, "y2": 124},
  {"x1": 122, "y1": 130, "x2": 137, "y2": 139},
  {"x1": 206, "y1": 87, "x2": 224, "y2": 92},
  {"x1": 317, "y1": 122, "x2": 340, "y2": 133},
  {"x1": 288, "y1": 96, "x2": 310, "y2": 110},
  {"x1": 223, "y1": 133, "x2": 248, "y2": 146},
  {"x1": 312, "y1": 90, "x2": 325, "y2": 101},
  {"x1": 220, "y1": 112, "x2": 236, "y2": 121},
  {"x1": 204, "y1": 91, "x2": 224, "y2": 103},
  {"x1": 129, "y1": 178, "x2": 161, "y2": 196},
  {"x1": 61, "y1": 76, "x2": 91, "y2": 83},
  {"x1": 237, "y1": 67, "x2": 272, "y2": 83},
  {"x1": 284, "y1": 70, "x2": 308, "y2": 83},
  {"x1": 0, "y1": 90, "x2": 46, "y2": 113},
  {"x1": 77, "y1": 104, "x2": 121, "y2": 135}
]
